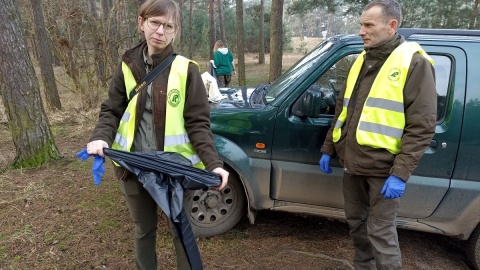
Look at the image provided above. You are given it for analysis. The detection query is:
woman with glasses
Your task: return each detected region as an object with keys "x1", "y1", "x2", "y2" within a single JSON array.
[{"x1": 85, "y1": 0, "x2": 229, "y2": 269}]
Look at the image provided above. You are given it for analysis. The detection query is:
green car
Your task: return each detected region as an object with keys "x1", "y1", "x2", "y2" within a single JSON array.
[{"x1": 184, "y1": 28, "x2": 480, "y2": 268}]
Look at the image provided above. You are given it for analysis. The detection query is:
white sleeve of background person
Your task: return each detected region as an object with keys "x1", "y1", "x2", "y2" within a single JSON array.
[
  {"x1": 201, "y1": 72, "x2": 225, "y2": 103},
  {"x1": 209, "y1": 59, "x2": 217, "y2": 69}
]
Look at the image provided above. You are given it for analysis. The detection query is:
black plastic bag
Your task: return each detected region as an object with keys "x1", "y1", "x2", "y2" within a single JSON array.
[{"x1": 104, "y1": 148, "x2": 221, "y2": 270}]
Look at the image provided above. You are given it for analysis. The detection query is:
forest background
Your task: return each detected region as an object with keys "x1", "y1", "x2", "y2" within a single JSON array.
[{"x1": 1, "y1": 0, "x2": 479, "y2": 168}]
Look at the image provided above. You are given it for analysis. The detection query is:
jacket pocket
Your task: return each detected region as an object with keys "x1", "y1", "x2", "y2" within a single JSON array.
[
  {"x1": 113, "y1": 165, "x2": 130, "y2": 181},
  {"x1": 117, "y1": 178, "x2": 143, "y2": 195}
]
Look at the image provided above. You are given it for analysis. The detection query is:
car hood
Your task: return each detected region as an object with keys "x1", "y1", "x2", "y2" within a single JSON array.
[{"x1": 209, "y1": 86, "x2": 265, "y2": 110}]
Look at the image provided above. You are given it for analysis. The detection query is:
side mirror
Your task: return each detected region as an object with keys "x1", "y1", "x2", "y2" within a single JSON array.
[{"x1": 292, "y1": 88, "x2": 323, "y2": 118}]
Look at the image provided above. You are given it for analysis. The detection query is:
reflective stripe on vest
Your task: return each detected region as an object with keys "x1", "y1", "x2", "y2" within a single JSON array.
[
  {"x1": 332, "y1": 42, "x2": 434, "y2": 154},
  {"x1": 112, "y1": 56, "x2": 205, "y2": 169}
]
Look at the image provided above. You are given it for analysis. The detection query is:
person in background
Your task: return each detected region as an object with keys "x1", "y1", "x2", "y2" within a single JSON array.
[
  {"x1": 84, "y1": 0, "x2": 228, "y2": 269},
  {"x1": 319, "y1": 0, "x2": 437, "y2": 269},
  {"x1": 212, "y1": 40, "x2": 236, "y2": 88}
]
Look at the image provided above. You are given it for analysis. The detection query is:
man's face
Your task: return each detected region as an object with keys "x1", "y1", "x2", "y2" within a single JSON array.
[{"x1": 358, "y1": 6, "x2": 396, "y2": 48}]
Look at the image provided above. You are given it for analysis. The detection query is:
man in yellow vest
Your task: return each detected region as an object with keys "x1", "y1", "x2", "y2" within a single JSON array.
[
  {"x1": 84, "y1": 1, "x2": 228, "y2": 269},
  {"x1": 319, "y1": 0, "x2": 437, "y2": 269}
]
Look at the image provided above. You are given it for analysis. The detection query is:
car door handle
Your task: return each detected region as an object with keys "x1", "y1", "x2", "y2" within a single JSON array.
[{"x1": 429, "y1": 139, "x2": 438, "y2": 149}]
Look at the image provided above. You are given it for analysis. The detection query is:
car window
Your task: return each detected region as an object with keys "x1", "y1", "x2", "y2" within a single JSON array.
[
  {"x1": 265, "y1": 40, "x2": 335, "y2": 104},
  {"x1": 310, "y1": 54, "x2": 358, "y2": 116},
  {"x1": 430, "y1": 55, "x2": 451, "y2": 123},
  {"x1": 310, "y1": 53, "x2": 452, "y2": 121}
]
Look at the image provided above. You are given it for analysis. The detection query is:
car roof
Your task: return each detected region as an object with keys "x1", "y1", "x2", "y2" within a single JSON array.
[
  {"x1": 398, "y1": 28, "x2": 480, "y2": 38},
  {"x1": 331, "y1": 28, "x2": 480, "y2": 44}
]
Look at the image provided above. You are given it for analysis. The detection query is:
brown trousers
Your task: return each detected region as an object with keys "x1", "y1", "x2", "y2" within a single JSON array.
[
  {"x1": 217, "y1": 74, "x2": 232, "y2": 88},
  {"x1": 343, "y1": 173, "x2": 402, "y2": 270}
]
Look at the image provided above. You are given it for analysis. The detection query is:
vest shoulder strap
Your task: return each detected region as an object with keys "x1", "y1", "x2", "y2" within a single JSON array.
[{"x1": 128, "y1": 53, "x2": 177, "y2": 100}]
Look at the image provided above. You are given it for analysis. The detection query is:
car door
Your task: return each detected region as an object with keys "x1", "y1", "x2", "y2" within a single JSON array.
[
  {"x1": 398, "y1": 44, "x2": 465, "y2": 218},
  {"x1": 269, "y1": 45, "x2": 361, "y2": 209},
  {"x1": 270, "y1": 43, "x2": 464, "y2": 219}
]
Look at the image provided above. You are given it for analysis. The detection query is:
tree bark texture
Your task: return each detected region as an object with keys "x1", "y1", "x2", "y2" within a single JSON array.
[
  {"x1": 471, "y1": 0, "x2": 479, "y2": 29},
  {"x1": 209, "y1": 0, "x2": 215, "y2": 60},
  {"x1": 122, "y1": 0, "x2": 134, "y2": 48},
  {"x1": 179, "y1": 0, "x2": 184, "y2": 44},
  {"x1": 43, "y1": 0, "x2": 61, "y2": 66},
  {"x1": 235, "y1": 0, "x2": 245, "y2": 86},
  {"x1": 258, "y1": 0, "x2": 265, "y2": 64},
  {"x1": 189, "y1": 0, "x2": 194, "y2": 59},
  {"x1": 30, "y1": 0, "x2": 62, "y2": 111},
  {"x1": 269, "y1": 0, "x2": 283, "y2": 82},
  {"x1": 90, "y1": 0, "x2": 107, "y2": 90},
  {"x1": 217, "y1": 0, "x2": 226, "y2": 45},
  {"x1": 102, "y1": 0, "x2": 118, "y2": 70},
  {"x1": 0, "y1": 0, "x2": 61, "y2": 168}
]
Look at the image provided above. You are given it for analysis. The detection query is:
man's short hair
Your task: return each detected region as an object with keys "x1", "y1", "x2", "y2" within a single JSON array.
[{"x1": 365, "y1": 0, "x2": 402, "y2": 28}]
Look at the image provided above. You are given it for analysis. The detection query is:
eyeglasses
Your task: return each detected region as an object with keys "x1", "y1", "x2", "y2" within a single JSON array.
[{"x1": 146, "y1": 18, "x2": 176, "y2": 34}]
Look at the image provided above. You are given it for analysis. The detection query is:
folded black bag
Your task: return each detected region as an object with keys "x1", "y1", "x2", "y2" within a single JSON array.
[{"x1": 104, "y1": 148, "x2": 221, "y2": 270}]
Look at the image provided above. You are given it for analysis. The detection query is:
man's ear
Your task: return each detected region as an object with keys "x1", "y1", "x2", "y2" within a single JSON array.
[{"x1": 389, "y1": 19, "x2": 398, "y2": 33}]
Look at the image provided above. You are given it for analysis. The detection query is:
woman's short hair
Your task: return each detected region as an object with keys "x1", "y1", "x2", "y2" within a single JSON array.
[{"x1": 138, "y1": 0, "x2": 180, "y2": 34}]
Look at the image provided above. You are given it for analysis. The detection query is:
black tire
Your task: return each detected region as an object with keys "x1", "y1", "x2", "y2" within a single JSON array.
[
  {"x1": 467, "y1": 225, "x2": 480, "y2": 269},
  {"x1": 183, "y1": 171, "x2": 246, "y2": 237}
]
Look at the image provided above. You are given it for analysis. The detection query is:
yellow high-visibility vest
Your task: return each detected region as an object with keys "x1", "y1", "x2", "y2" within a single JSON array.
[
  {"x1": 333, "y1": 42, "x2": 433, "y2": 154},
  {"x1": 112, "y1": 55, "x2": 205, "y2": 169}
]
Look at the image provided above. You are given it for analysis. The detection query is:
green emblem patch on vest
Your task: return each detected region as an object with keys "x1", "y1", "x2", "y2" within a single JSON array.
[
  {"x1": 168, "y1": 89, "x2": 181, "y2": 107},
  {"x1": 388, "y1": 68, "x2": 401, "y2": 81}
]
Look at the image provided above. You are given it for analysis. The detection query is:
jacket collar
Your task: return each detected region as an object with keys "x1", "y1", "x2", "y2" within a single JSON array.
[
  {"x1": 149, "y1": 43, "x2": 174, "y2": 67},
  {"x1": 122, "y1": 41, "x2": 175, "y2": 79},
  {"x1": 364, "y1": 34, "x2": 404, "y2": 60}
]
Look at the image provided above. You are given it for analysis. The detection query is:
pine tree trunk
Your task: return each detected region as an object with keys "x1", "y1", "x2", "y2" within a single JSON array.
[
  {"x1": 179, "y1": 0, "x2": 184, "y2": 45},
  {"x1": 235, "y1": 0, "x2": 245, "y2": 86},
  {"x1": 217, "y1": 0, "x2": 226, "y2": 45},
  {"x1": 209, "y1": 0, "x2": 216, "y2": 60},
  {"x1": 258, "y1": 0, "x2": 265, "y2": 64},
  {"x1": 0, "y1": 0, "x2": 61, "y2": 168},
  {"x1": 471, "y1": 0, "x2": 479, "y2": 29},
  {"x1": 269, "y1": 0, "x2": 283, "y2": 82},
  {"x1": 189, "y1": 0, "x2": 194, "y2": 58},
  {"x1": 30, "y1": 0, "x2": 62, "y2": 111},
  {"x1": 90, "y1": 0, "x2": 107, "y2": 89},
  {"x1": 102, "y1": 0, "x2": 118, "y2": 71}
]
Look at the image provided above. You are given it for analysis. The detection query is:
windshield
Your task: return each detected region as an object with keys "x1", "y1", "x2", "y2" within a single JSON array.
[{"x1": 265, "y1": 40, "x2": 335, "y2": 104}]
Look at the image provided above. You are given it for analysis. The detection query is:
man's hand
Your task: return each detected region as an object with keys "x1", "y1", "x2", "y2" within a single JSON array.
[
  {"x1": 381, "y1": 175, "x2": 406, "y2": 199},
  {"x1": 212, "y1": 167, "x2": 229, "y2": 190},
  {"x1": 319, "y1": 154, "x2": 332, "y2": 174}
]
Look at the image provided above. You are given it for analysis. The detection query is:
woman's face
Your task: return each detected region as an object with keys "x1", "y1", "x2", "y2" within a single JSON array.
[{"x1": 138, "y1": 14, "x2": 176, "y2": 55}]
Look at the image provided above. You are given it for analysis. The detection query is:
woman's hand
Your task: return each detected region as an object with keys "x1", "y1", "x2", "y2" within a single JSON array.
[
  {"x1": 86, "y1": 140, "x2": 109, "y2": 157},
  {"x1": 212, "y1": 167, "x2": 229, "y2": 190}
]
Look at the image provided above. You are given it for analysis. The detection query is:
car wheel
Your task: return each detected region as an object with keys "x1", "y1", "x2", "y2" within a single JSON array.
[
  {"x1": 184, "y1": 171, "x2": 246, "y2": 237},
  {"x1": 467, "y1": 225, "x2": 480, "y2": 269}
]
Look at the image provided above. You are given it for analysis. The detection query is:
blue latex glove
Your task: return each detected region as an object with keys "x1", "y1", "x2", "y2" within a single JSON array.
[
  {"x1": 76, "y1": 148, "x2": 105, "y2": 186},
  {"x1": 319, "y1": 154, "x2": 333, "y2": 174},
  {"x1": 381, "y1": 175, "x2": 406, "y2": 199}
]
